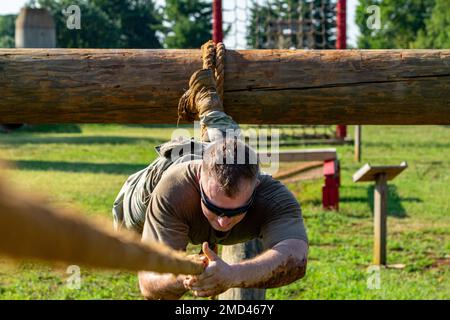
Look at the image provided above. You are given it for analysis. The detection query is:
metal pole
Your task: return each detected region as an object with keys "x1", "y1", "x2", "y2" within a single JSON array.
[
  {"x1": 213, "y1": 0, "x2": 223, "y2": 43},
  {"x1": 336, "y1": 0, "x2": 347, "y2": 140}
]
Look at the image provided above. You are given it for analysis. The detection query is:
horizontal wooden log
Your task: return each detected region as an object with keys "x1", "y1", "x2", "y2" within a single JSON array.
[{"x1": 0, "y1": 49, "x2": 449, "y2": 124}]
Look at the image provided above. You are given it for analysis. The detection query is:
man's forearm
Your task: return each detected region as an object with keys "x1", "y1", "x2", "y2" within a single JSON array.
[
  {"x1": 138, "y1": 271, "x2": 188, "y2": 300},
  {"x1": 229, "y1": 239, "x2": 308, "y2": 289}
]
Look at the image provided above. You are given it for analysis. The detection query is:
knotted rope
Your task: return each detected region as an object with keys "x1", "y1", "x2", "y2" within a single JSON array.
[
  {"x1": 177, "y1": 40, "x2": 226, "y2": 125},
  {"x1": 201, "y1": 40, "x2": 225, "y2": 101}
]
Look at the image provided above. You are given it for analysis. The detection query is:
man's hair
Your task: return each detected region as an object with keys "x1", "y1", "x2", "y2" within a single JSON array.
[{"x1": 202, "y1": 138, "x2": 260, "y2": 198}]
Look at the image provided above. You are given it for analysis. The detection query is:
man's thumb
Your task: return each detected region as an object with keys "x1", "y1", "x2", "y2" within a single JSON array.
[{"x1": 202, "y1": 242, "x2": 217, "y2": 261}]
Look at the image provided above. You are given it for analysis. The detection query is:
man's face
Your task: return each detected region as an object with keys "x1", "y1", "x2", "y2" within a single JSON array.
[{"x1": 200, "y1": 168, "x2": 258, "y2": 232}]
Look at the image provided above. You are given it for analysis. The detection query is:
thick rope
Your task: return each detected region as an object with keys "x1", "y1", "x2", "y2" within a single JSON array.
[
  {"x1": 0, "y1": 173, "x2": 204, "y2": 275},
  {"x1": 201, "y1": 40, "x2": 225, "y2": 102},
  {"x1": 215, "y1": 42, "x2": 225, "y2": 101},
  {"x1": 177, "y1": 40, "x2": 226, "y2": 125}
]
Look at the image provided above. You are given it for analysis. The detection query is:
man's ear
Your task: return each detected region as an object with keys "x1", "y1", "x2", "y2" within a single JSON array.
[{"x1": 256, "y1": 178, "x2": 261, "y2": 187}]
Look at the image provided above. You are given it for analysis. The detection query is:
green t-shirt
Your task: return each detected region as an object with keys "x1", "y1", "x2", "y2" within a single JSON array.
[{"x1": 142, "y1": 160, "x2": 308, "y2": 251}]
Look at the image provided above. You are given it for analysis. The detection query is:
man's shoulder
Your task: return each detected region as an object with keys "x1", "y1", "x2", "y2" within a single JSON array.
[
  {"x1": 161, "y1": 159, "x2": 202, "y2": 181},
  {"x1": 254, "y1": 173, "x2": 300, "y2": 211},
  {"x1": 152, "y1": 159, "x2": 201, "y2": 200}
]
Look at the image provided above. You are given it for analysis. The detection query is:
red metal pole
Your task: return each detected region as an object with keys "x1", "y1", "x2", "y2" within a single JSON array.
[
  {"x1": 336, "y1": 0, "x2": 347, "y2": 140},
  {"x1": 213, "y1": 0, "x2": 223, "y2": 43}
]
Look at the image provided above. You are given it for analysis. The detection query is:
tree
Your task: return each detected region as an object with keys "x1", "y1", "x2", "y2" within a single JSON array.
[
  {"x1": 29, "y1": 0, "x2": 162, "y2": 48},
  {"x1": 247, "y1": 0, "x2": 336, "y2": 49},
  {"x1": 355, "y1": 0, "x2": 435, "y2": 49},
  {"x1": 413, "y1": 0, "x2": 450, "y2": 48},
  {"x1": 0, "y1": 15, "x2": 16, "y2": 48},
  {"x1": 163, "y1": 0, "x2": 212, "y2": 49}
]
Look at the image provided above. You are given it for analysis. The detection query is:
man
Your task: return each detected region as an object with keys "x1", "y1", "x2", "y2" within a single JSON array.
[{"x1": 113, "y1": 67, "x2": 308, "y2": 300}]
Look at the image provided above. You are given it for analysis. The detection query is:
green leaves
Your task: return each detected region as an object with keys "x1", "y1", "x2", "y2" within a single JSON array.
[
  {"x1": 355, "y1": 0, "x2": 448, "y2": 49},
  {"x1": 162, "y1": 0, "x2": 212, "y2": 49}
]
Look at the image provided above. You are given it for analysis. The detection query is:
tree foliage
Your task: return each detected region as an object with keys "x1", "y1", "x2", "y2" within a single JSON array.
[
  {"x1": 0, "y1": 15, "x2": 16, "y2": 48},
  {"x1": 163, "y1": 0, "x2": 212, "y2": 49},
  {"x1": 413, "y1": 0, "x2": 450, "y2": 48},
  {"x1": 355, "y1": 0, "x2": 436, "y2": 49},
  {"x1": 28, "y1": 0, "x2": 162, "y2": 48}
]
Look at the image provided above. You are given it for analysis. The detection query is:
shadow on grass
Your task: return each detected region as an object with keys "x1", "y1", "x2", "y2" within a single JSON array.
[
  {"x1": 11, "y1": 160, "x2": 149, "y2": 175},
  {"x1": 340, "y1": 186, "x2": 422, "y2": 218},
  {"x1": 0, "y1": 135, "x2": 167, "y2": 146},
  {"x1": 15, "y1": 124, "x2": 82, "y2": 133},
  {"x1": 363, "y1": 141, "x2": 450, "y2": 149}
]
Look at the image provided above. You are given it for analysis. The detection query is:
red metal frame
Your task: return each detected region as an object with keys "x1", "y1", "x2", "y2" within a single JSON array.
[
  {"x1": 322, "y1": 159, "x2": 340, "y2": 210},
  {"x1": 336, "y1": 0, "x2": 347, "y2": 140},
  {"x1": 213, "y1": 0, "x2": 223, "y2": 43}
]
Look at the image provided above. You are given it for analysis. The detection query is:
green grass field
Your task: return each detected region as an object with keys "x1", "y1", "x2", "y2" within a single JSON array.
[{"x1": 0, "y1": 124, "x2": 448, "y2": 300}]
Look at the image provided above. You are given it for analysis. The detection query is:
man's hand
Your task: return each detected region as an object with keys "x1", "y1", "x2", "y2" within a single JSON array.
[{"x1": 183, "y1": 242, "x2": 234, "y2": 297}]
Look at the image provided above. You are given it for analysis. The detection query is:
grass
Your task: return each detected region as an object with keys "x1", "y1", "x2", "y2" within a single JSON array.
[{"x1": 0, "y1": 124, "x2": 449, "y2": 300}]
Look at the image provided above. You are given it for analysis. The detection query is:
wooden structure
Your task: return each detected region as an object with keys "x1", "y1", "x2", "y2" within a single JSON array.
[
  {"x1": 353, "y1": 161, "x2": 408, "y2": 265},
  {"x1": 15, "y1": 8, "x2": 56, "y2": 48},
  {"x1": 0, "y1": 49, "x2": 449, "y2": 123},
  {"x1": 261, "y1": 149, "x2": 339, "y2": 210},
  {"x1": 354, "y1": 125, "x2": 362, "y2": 162}
]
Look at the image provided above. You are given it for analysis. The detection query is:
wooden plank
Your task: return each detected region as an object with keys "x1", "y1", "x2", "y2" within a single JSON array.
[
  {"x1": 261, "y1": 148, "x2": 337, "y2": 163},
  {"x1": 353, "y1": 161, "x2": 408, "y2": 182},
  {"x1": 374, "y1": 173, "x2": 388, "y2": 265},
  {"x1": 273, "y1": 161, "x2": 323, "y2": 180},
  {"x1": 0, "y1": 49, "x2": 449, "y2": 124}
]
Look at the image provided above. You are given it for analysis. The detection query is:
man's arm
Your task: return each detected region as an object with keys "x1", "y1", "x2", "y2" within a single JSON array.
[
  {"x1": 139, "y1": 254, "x2": 207, "y2": 300},
  {"x1": 231, "y1": 238, "x2": 308, "y2": 289},
  {"x1": 185, "y1": 239, "x2": 308, "y2": 297},
  {"x1": 138, "y1": 272, "x2": 188, "y2": 300}
]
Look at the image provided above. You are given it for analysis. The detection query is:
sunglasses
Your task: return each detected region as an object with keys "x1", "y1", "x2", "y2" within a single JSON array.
[{"x1": 199, "y1": 183, "x2": 256, "y2": 218}]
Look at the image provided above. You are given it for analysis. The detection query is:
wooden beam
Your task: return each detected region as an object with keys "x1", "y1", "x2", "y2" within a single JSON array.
[
  {"x1": 270, "y1": 148, "x2": 337, "y2": 162},
  {"x1": 0, "y1": 49, "x2": 449, "y2": 124}
]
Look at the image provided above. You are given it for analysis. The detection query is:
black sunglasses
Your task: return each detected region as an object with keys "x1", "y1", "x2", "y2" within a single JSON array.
[{"x1": 199, "y1": 183, "x2": 256, "y2": 217}]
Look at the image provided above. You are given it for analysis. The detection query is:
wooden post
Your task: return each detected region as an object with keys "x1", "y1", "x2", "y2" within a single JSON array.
[
  {"x1": 353, "y1": 162, "x2": 407, "y2": 266},
  {"x1": 374, "y1": 173, "x2": 388, "y2": 265},
  {"x1": 0, "y1": 49, "x2": 449, "y2": 124},
  {"x1": 354, "y1": 125, "x2": 362, "y2": 162},
  {"x1": 218, "y1": 239, "x2": 266, "y2": 300}
]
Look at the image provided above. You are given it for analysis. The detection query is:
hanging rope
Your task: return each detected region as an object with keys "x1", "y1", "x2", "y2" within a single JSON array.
[
  {"x1": 178, "y1": 40, "x2": 226, "y2": 124},
  {"x1": 200, "y1": 40, "x2": 225, "y2": 101},
  {"x1": 214, "y1": 42, "x2": 225, "y2": 101}
]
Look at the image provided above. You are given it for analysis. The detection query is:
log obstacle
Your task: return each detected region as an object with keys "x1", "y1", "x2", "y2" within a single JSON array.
[
  {"x1": 0, "y1": 49, "x2": 449, "y2": 124},
  {"x1": 0, "y1": 173, "x2": 204, "y2": 275}
]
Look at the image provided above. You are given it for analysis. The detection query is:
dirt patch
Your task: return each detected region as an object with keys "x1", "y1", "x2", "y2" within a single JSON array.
[{"x1": 431, "y1": 256, "x2": 450, "y2": 269}]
